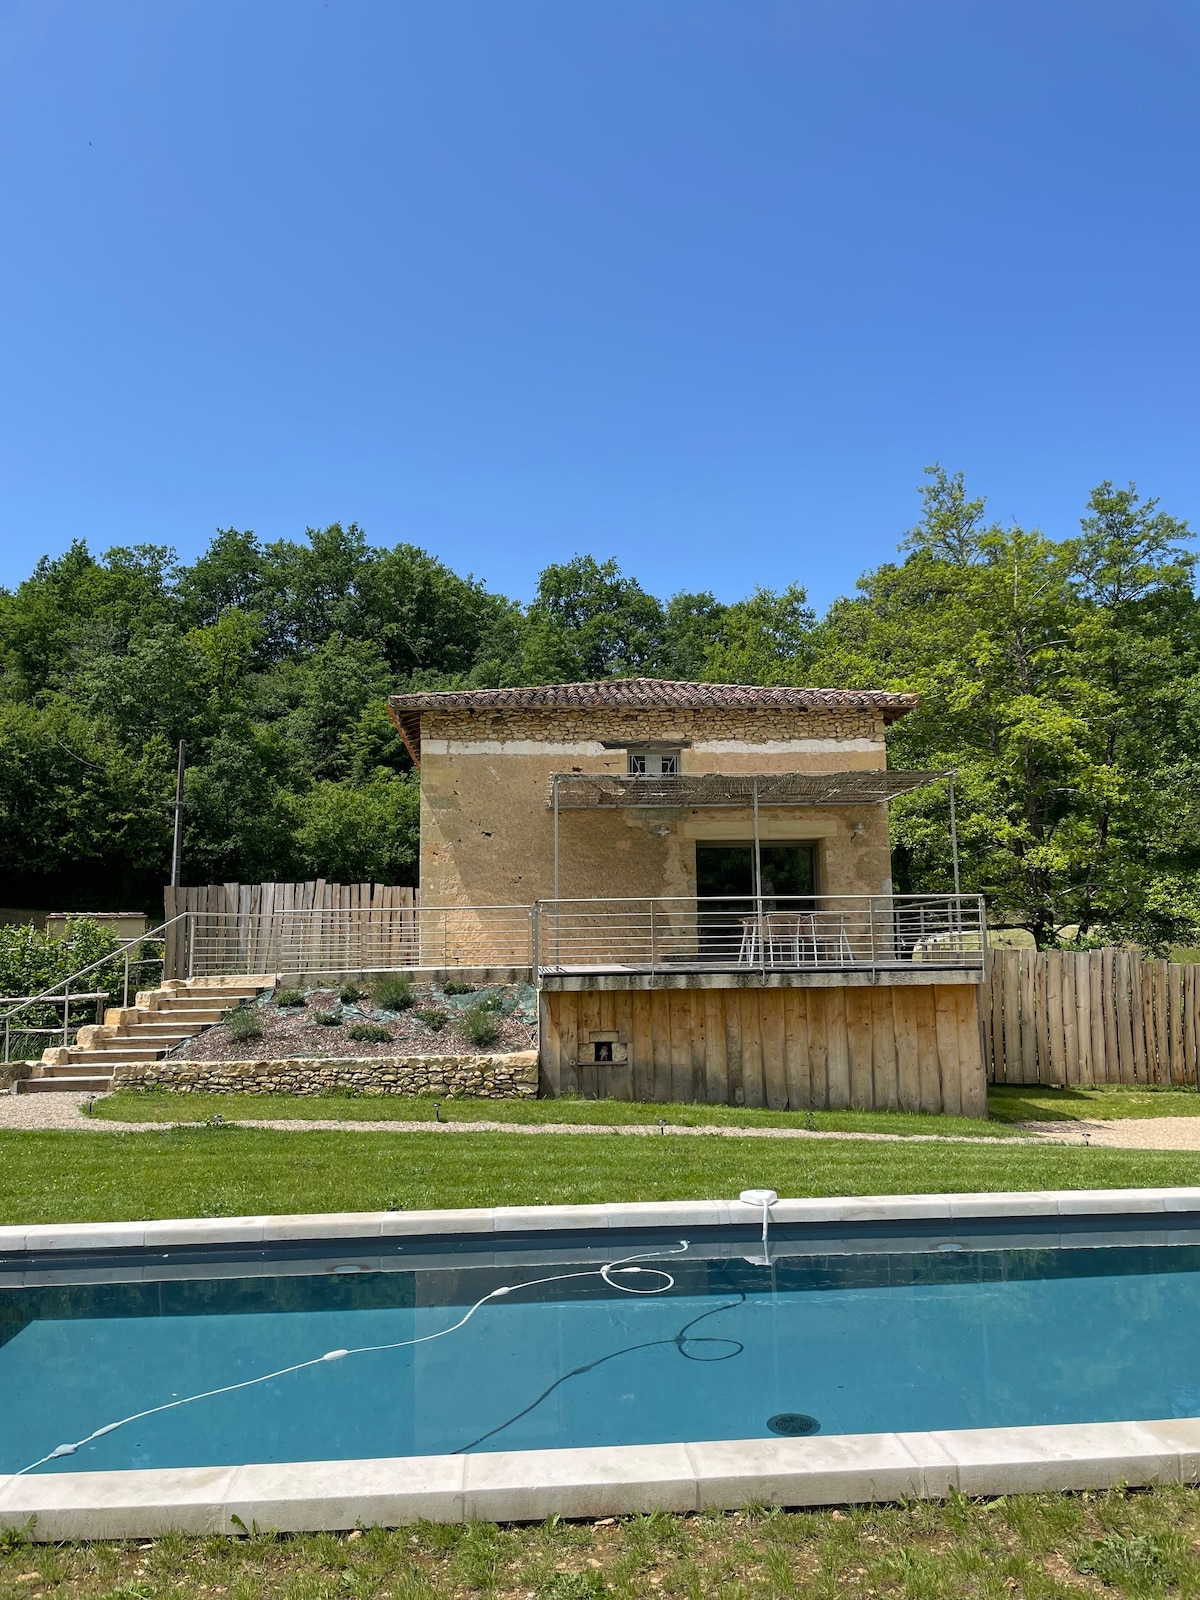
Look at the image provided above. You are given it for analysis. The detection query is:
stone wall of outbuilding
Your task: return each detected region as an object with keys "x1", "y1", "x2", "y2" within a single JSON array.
[{"x1": 418, "y1": 704, "x2": 895, "y2": 908}]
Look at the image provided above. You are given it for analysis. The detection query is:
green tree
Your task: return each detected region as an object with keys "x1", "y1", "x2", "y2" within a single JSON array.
[
  {"x1": 174, "y1": 528, "x2": 267, "y2": 631},
  {"x1": 0, "y1": 541, "x2": 177, "y2": 695},
  {"x1": 0, "y1": 699, "x2": 175, "y2": 908},
  {"x1": 289, "y1": 773, "x2": 420, "y2": 884},
  {"x1": 181, "y1": 729, "x2": 299, "y2": 884},
  {"x1": 812, "y1": 467, "x2": 1200, "y2": 948},
  {"x1": 521, "y1": 556, "x2": 667, "y2": 681},
  {"x1": 701, "y1": 584, "x2": 815, "y2": 684}
]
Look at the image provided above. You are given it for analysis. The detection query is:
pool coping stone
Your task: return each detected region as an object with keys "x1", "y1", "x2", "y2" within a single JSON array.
[
  {"x1": 5, "y1": 1187, "x2": 1200, "y2": 1255},
  {"x1": 3, "y1": 1418, "x2": 1199, "y2": 1538}
]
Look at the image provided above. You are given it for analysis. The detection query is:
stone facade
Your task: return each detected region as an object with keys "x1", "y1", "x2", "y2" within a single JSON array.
[
  {"x1": 416, "y1": 703, "x2": 895, "y2": 908},
  {"x1": 112, "y1": 1050, "x2": 539, "y2": 1098},
  {"x1": 423, "y1": 706, "x2": 886, "y2": 747}
]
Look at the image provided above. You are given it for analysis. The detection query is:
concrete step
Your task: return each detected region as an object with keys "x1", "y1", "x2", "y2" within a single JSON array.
[
  {"x1": 135, "y1": 987, "x2": 268, "y2": 1009},
  {"x1": 207, "y1": 982, "x2": 268, "y2": 992}
]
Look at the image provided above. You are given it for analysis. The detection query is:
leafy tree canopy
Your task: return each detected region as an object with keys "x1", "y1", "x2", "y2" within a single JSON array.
[{"x1": 0, "y1": 476, "x2": 1194, "y2": 950}]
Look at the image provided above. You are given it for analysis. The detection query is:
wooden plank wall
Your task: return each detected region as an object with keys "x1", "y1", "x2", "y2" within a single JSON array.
[
  {"x1": 983, "y1": 949, "x2": 1200, "y2": 1086},
  {"x1": 163, "y1": 882, "x2": 418, "y2": 978},
  {"x1": 540, "y1": 982, "x2": 987, "y2": 1116}
]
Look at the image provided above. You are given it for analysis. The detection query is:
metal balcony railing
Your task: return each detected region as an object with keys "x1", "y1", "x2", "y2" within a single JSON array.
[
  {"x1": 534, "y1": 894, "x2": 987, "y2": 975},
  {"x1": 175, "y1": 904, "x2": 536, "y2": 978}
]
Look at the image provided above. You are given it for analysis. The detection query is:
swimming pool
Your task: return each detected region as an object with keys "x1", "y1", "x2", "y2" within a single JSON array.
[{"x1": 5, "y1": 1193, "x2": 1200, "y2": 1534}]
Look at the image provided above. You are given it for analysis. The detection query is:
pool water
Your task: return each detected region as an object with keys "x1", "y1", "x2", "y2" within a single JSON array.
[{"x1": 5, "y1": 1232, "x2": 1200, "y2": 1475}]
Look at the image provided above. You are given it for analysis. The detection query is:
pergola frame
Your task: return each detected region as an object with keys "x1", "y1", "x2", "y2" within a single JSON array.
[{"x1": 548, "y1": 768, "x2": 959, "y2": 904}]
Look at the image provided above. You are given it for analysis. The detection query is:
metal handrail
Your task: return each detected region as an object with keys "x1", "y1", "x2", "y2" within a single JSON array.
[{"x1": 1, "y1": 990, "x2": 113, "y2": 1063}]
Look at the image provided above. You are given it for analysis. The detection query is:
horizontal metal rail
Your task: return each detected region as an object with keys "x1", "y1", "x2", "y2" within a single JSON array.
[
  {"x1": 149, "y1": 896, "x2": 987, "y2": 983},
  {"x1": 534, "y1": 894, "x2": 987, "y2": 976},
  {"x1": 1, "y1": 990, "x2": 112, "y2": 1064},
  {"x1": 178, "y1": 904, "x2": 536, "y2": 978}
]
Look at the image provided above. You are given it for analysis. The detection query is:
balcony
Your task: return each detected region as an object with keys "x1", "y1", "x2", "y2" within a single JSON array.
[
  {"x1": 168, "y1": 893, "x2": 985, "y2": 986},
  {"x1": 537, "y1": 893, "x2": 985, "y2": 984}
]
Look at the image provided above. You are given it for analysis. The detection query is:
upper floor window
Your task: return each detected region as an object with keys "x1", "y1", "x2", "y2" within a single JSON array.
[{"x1": 629, "y1": 751, "x2": 679, "y2": 777}]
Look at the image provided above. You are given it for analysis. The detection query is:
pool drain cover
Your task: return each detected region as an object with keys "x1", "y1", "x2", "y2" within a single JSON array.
[{"x1": 767, "y1": 1413, "x2": 819, "y2": 1436}]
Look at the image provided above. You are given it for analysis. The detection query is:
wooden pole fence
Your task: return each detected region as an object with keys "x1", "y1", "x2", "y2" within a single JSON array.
[{"x1": 984, "y1": 948, "x2": 1200, "y2": 1086}]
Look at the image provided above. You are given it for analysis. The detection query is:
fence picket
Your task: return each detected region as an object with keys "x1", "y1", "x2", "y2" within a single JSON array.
[
  {"x1": 1046, "y1": 952, "x2": 1065, "y2": 1086},
  {"x1": 1153, "y1": 961, "x2": 1169, "y2": 1085}
]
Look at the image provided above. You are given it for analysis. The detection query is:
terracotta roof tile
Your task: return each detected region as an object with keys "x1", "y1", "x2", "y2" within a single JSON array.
[
  {"x1": 388, "y1": 678, "x2": 916, "y2": 715},
  {"x1": 387, "y1": 679, "x2": 917, "y2": 763}
]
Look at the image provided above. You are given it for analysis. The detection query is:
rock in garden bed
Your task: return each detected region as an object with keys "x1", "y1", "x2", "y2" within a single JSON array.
[{"x1": 169, "y1": 980, "x2": 538, "y2": 1062}]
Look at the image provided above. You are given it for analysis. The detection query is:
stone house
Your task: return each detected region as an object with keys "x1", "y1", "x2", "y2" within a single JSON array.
[
  {"x1": 388, "y1": 678, "x2": 920, "y2": 907},
  {"x1": 388, "y1": 679, "x2": 988, "y2": 1117}
]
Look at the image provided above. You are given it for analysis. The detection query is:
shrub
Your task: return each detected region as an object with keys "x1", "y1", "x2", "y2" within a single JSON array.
[
  {"x1": 273, "y1": 988, "x2": 306, "y2": 1008},
  {"x1": 415, "y1": 1008, "x2": 449, "y2": 1032},
  {"x1": 314, "y1": 1010, "x2": 342, "y2": 1026},
  {"x1": 371, "y1": 974, "x2": 415, "y2": 1010},
  {"x1": 0, "y1": 918, "x2": 127, "y2": 1031},
  {"x1": 459, "y1": 1002, "x2": 500, "y2": 1047},
  {"x1": 339, "y1": 982, "x2": 366, "y2": 1005},
  {"x1": 443, "y1": 980, "x2": 476, "y2": 996},
  {"x1": 226, "y1": 1006, "x2": 264, "y2": 1043},
  {"x1": 348, "y1": 1022, "x2": 391, "y2": 1044}
]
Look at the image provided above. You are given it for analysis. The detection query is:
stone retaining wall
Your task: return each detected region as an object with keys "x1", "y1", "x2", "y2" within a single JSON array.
[{"x1": 112, "y1": 1051, "x2": 539, "y2": 1098}]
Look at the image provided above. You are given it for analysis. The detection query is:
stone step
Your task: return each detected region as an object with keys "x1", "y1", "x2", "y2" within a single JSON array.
[
  {"x1": 61, "y1": 1046, "x2": 167, "y2": 1064},
  {"x1": 173, "y1": 986, "x2": 269, "y2": 1001},
  {"x1": 107, "y1": 1005, "x2": 233, "y2": 1028},
  {"x1": 19, "y1": 1075, "x2": 113, "y2": 1094},
  {"x1": 150, "y1": 1003, "x2": 238, "y2": 1017},
  {"x1": 135, "y1": 987, "x2": 267, "y2": 1009},
  {"x1": 110, "y1": 1023, "x2": 206, "y2": 1040}
]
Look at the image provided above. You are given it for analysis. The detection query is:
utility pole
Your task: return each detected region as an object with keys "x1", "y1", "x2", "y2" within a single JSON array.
[{"x1": 170, "y1": 740, "x2": 186, "y2": 888}]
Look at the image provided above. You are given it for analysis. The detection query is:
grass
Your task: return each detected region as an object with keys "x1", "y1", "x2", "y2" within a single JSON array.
[
  {"x1": 4, "y1": 1487, "x2": 1200, "y2": 1596},
  {"x1": 95, "y1": 1088, "x2": 1020, "y2": 1139},
  {"x1": 4, "y1": 1125, "x2": 1200, "y2": 1224},
  {"x1": 990, "y1": 1084, "x2": 1200, "y2": 1123}
]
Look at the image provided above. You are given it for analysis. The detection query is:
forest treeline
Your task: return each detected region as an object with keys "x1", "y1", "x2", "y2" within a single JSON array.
[{"x1": 1, "y1": 468, "x2": 1197, "y2": 950}]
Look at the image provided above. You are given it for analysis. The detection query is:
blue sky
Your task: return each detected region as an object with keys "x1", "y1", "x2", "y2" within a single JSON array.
[{"x1": 1, "y1": 0, "x2": 1197, "y2": 610}]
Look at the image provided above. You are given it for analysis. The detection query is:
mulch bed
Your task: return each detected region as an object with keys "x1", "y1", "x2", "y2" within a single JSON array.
[{"x1": 170, "y1": 984, "x2": 538, "y2": 1062}]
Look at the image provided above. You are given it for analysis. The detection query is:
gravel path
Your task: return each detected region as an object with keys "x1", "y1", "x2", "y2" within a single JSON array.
[
  {"x1": 7, "y1": 1091, "x2": 1200, "y2": 1149},
  {"x1": 1017, "y1": 1117, "x2": 1200, "y2": 1151}
]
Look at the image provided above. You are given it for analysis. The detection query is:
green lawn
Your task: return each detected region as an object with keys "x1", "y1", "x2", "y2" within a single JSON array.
[
  {"x1": 95, "y1": 1087, "x2": 1017, "y2": 1139},
  {"x1": 3, "y1": 1487, "x2": 1200, "y2": 1598},
  {"x1": 990, "y1": 1083, "x2": 1200, "y2": 1123},
  {"x1": 3, "y1": 1125, "x2": 1200, "y2": 1224},
  {"x1": 98, "y1": 1083, "x2": 1200, "y2": 1136}
]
